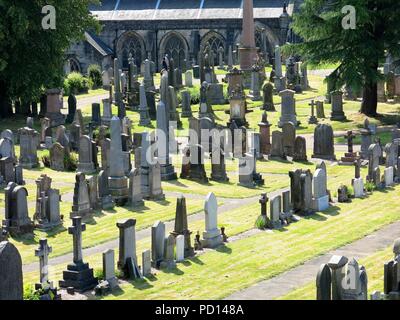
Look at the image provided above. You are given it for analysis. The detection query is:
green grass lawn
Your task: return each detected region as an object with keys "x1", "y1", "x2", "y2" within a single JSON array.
[
  {"x1": 63, "y1": 88, "x2": 108, "y2": 99},
  {"x1": 278, "y1": 245, "x2": 393, "y2": 300},
  {"x1": 21, "y1": 180, "x2": 400, "y2": 300},
  {"x1": 11, "y1": 197, "x2": 205, "y2": 265},
  {"x1": 97, "y1": 185, "x2": 400, "y2": 300}
]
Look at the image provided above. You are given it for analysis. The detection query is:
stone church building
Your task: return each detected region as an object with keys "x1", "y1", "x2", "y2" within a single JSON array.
[{"x1": 66, "y1": 0, "x2": 303, "y2": 74}]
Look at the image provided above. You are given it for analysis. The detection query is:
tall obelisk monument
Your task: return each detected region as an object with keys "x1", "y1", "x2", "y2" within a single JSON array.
[{"x1": 239, "y1": 0, "x2": 258, "y2": 70}]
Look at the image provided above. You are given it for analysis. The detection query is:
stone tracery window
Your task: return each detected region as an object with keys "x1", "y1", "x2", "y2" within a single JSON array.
[
  {"x1": 69, "y1": 59, "x2": 80, "y2": 73},
  {"x1": 255, "y1": 30, "x2": 263, "y2": 49},
  {"x1": 164, "y1": 35, "x2": 186, "y2": 70},
  {"x1": 121, "y1": 35, "x2": 143, "y2": 69},
  {"x1": 203, "y1": 35, "x2": 225, "y2": 65}
]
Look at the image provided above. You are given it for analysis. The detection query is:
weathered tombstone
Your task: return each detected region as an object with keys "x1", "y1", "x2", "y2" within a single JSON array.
[
  {"x1": 201, "y1": 192, "x2": 223, "y2": 248},
  {"x1": 316, "y1": 264, "x2": 332, "y2": 300},
  {"x1": 367, "y1": 143, "x2": 380, "y2": 181},
  {"x1": 156, "y1": 101, "x2": 177, "y2": 181},
  {"x1": 312, "y1": 124, "x2": 336, "y2": 160},
  {"x1": 270, "y1": 131, "x2": 285, "y2": 160},
  {"x1": 262, "y1": 82, "x2": 275, "y2": 111},
  {"x1": 59, "y1": 217, "x2": 97, "y2": 292},
  {"x1": 0, "y1": 241, "x2": 23, "y2": 300},
  {"x1": 171, "y1": 195, "x2": 194, "y2": 258},
  {"x1": 340, "y1": 130, "x2": 358, "y2": 164},
  {"x1": 282, "y1": 122, "x2": 296, "y2": 158},
  {"x1": 138, "y1": 84, "x2": 151, "y2": 126},
  {"x1": 101, "y1": 98, "x2": 112, "y2": 125},
  {"x1": 49, "y1": 142, "x2": 65, "y2": 171},
  {"x1": 97, "y1": 170, "x2": 115, "y2": 210},
  {"x1": 142, "y1": 250, "x2": 152, "y2": 277},
  {"x1": 181, "y1": 90, "x2": 192, "y2": 118},
  {"x1": 308, "y1": 100, "x2": 318, "y2": 124},
  {"x1": 151, "y1": 221, "x2": 165, "y2": 268},
  {"x1": 117, "y1": 219, "x2": 140, "y2": 278},
  {"x1": 34, "y1": 238, "x2": 53, "y2": 290},
  {"x1": 327, "y1": 255, "x2": 348, "y2": 300},
  {"x1": 45, "y1": 89, "x2": 65, "y2": 126},
  {"x1": 91, "y1": 103, "x2": 101, "y2": 125},
  {"x1": 149, "y1": 161, "x2": 165, "y2": 200},
  {"x1": 18, "y1": 127, "x2": 39, "y2": 168},
  {"x1": 316, "y1": 101, "x2": 325, "y2": 119},
  {"x1": 313, "y1": 165, "x2": 330, "y2": 211},
  {"x1": 3, "y1": 182, "x2": 33, "y2": 235},
  {"x1": 160, "y1": 234, "x2": 176, "y2": 269},
  {"x1": 384, "y1": 166, "x2": 394, "y2": 187},
  {"x1": 175, "y1": 235, "x2": 185, "y2": 262},
  {"x1": 330, "y1": 91, "x2": 347, "y2": 121},
  {"x1": 108, "y1": 117, "x2": 129, "y2": 205},
  {"x1": 128, "y1": 168, "x2": 144, "y2": 207},
  {"x1": 360, "y1": 119, "x2": 373, "y2": 159},
  {"x1": 70, "y1": 172, "x2": 92, "y2": 218},
  {"x1": 184, "y1": 70, "x2": 193, "y2": 87},
  {"x1": 259, "y1": 112, "x2": 272, "y2": 156},
  {"x1": 249, "y1": 67, "x2": 261, "y2": 101},
  {"x1": 293, "y1": 136, "x2": 308, "y2": 162},
  {"x1": 289, "y1": 169, "x2": 314, "y2": 215},
  {"x1": 269, "y1": 195, "x2": 282, "y2": 229},
  {"x1": 77, "y1": 135, "x2": 96, "y2": 174},
  {"x1": 102, "y1": 249, "x2": 118, "y2": 289},
  {"x1": 278, "y1": 89, "x2": 298, "y2": 127}
]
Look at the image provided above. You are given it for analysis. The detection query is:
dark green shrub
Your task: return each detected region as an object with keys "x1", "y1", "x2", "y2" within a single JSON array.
[
  {"x1": 88, "y1": 64, "x2": 102, "y2": 89},
  {"x1": 63, "y1": 72, "x2": 89, "y2": 95},
  {"x1": 64, "y1": 153, "x2": 78, "y2": 171}
]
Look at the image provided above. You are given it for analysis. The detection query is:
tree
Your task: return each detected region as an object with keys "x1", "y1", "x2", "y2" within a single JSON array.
[
  {"x1": 285, "y1": 0, "x2": 400, "y2": 116},
  {"x1": 0, "y1": 0, "x2": 99, "y2": 116}
]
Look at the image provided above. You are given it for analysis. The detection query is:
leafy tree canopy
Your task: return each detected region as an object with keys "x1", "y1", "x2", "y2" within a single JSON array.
[
  {"x1": 0, "y1": 0, "x2": 100, "y2": 102},
  {"x1": 285, "y1": 0, "x2": 400, "y2": 115}
]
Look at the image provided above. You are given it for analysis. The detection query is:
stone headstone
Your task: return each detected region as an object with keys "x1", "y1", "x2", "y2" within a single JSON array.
[
  {"x1": 181, "y1": 90, "x2": 192, "y2": 118},
  {"x1": 77, "y1": 135, "x2": 96, "y2": 174},
  {"x1": 171, "y1": 195, "x2": 194, "y2": 258},
  {"x1": 312, "y1": 124, "x2": 336, "y2": 160},
  {"x1": 59, "y1": 217, "x2": 97, "y2": 292},
  {"x1": 108, "y1": 117, "x2": 129, "y2": 205},
  {"x1": 330, "y1": 91, "x2": 346, "y2": 121},
  {"x1": 278, "y1": 89, "x2": 297, "y2": 127},
  {"x1": 3, "y1": 182, "x2": 33, "y2": 235},
  {"x1": 201, "y1": 192, "x2": 223, "y2": 248},
  {"x1": 282, "y1": 122, "x2": 296, "y2": 157},
  {"x1": 262, "y1": 82, "x2": 275, "y2": 111},
  {"x1": 142, "y1": 250, "x2": 152, "y2": 277},
  {"x1": 116, "y1": 219, "x2": 137, "y2": 272},
  {"x1": 49, "y1": 142, "x2": 65, "y2": 171},
  {"x1": 316, "y1": 264, "x2": 332, "y2": 300},
  {"x1": 70, "y1": 172, "x2": 92, "y2": 218},
  {"x1": 18, "y1": 127, "x2": 39, "y2": 168},
  {"x1": 175, "y1": 235, "x2": 185, "y2": 262},
  {"x1": 128, "y1": 168, "x2": 144, "y2": 207},
  {"x1": 102, "y1": 249, "x2": 117, "y2": 289},
  {"x1": 0, "y1": 241, "x2": 23, "y2": 300},
  {"x1": 293, "y1": 136, "x2": 307, "y2": 162},
  {"x1": 270, "y1": 131, "x2": 285, "y2": 159},
  {"x1": 151, "y1": 221, "x2": 165, "y2": 268}
]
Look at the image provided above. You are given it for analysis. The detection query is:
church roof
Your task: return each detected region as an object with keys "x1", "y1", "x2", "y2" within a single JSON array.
[
  {"x1": 90, "y1": 0, "x2": 296, "y2": 21},
  {"x1": 85, "y1": 31, "x2": 113, "y2": 56}
]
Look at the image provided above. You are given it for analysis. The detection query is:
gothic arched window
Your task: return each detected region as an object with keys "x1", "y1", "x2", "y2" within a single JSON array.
[
  {"x1": 121, "y1": 36, "x2": 143, "y2": 70},
  {"x1": 203, "y1": 35, "x2": 225, "y2": 65},
  {"x1": 70, "y1": 59, "x2": 80, "y2": 73},
  {"x1": 164, "y1": 35, "x2": 186, "y2": 70}
]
